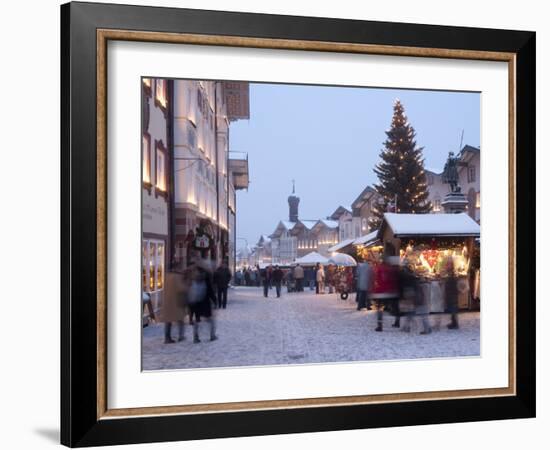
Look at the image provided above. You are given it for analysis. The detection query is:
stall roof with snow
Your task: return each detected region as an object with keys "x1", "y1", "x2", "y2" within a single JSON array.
[
  {"x1": 353, "y1": 230, "x2": 380, "y2": 246},
  {"x1": 328, "y1": 237, "x2": 356, "y2": 253},
  {"x1": 381, "y1": 213, "x2": 480, "y2": 238}
]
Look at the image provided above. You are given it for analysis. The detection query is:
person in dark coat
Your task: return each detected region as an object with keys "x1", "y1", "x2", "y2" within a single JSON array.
[
  {"x1": 260, "y1": 265, "x2": 271, "y2": 298},
  {"x1": 444, "y1": 257, "x2": 460, "y2": 329},
  {"x1": 213, "y1": 262, "x2": 232, "y2": 309},
  {"x1": 272, "y1": 265, "x2": 284, "y2": 298},
  {"x1": 187, "y1": 262, "x2": 218, "y2": 343}
]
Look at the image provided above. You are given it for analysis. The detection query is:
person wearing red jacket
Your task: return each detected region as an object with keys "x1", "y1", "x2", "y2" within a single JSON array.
[{"x1": 370, "y1": 256, "x2": 400, "y2": 331}]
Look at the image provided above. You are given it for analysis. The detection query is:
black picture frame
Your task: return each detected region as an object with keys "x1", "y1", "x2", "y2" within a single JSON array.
[{"x1": 61, "y1": 1, "x2": 535, "y2": 447}]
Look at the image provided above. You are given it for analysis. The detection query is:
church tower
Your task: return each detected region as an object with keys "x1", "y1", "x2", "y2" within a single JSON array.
[{"x1": 288, "y1": 180, "x2": 300, "y2": 222}]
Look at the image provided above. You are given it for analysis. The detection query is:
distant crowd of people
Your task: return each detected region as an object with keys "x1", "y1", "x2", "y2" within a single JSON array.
[{"x1": 233, "y1": 256, "x2": 463, "y2": 334}]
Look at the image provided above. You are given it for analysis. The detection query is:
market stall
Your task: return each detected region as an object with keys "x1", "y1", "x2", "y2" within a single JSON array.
[
  {"x1": 328, "y1": 253, "x2": 357, "y2": 299},
  {"x1": 379, "y1": 212, "x2": 480, "y2": 311},
  {"x1": 353, "y1": 230, "x2": 383, "y2": 263}
]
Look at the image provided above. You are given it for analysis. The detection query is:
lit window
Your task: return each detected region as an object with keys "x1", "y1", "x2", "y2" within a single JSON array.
[
  {"x1": 433, "y1": 199, "x2": 441, "y2": 212},
  {"x1": 155, "y1": 141, "x2": 167, "y2": 192},
  {"x1": 476, "y1": 192, "x2": 481, "y2": 208},
  {"x1": 142, "y1": 133, "x2": 151, "y2": 184},
  {"x1": 155, "y1": 79, "x2": 168, "y2": 109},
  {"x1": 142, "y1": 240, "x2": 165, "y2": 293}
]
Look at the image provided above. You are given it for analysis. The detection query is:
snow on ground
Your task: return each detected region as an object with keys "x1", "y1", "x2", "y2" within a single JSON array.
[{"x1": 142, "y1": 286, "x2": 480, "y2": 371}]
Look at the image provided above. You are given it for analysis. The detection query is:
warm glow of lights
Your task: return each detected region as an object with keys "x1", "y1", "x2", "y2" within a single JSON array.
[
  {"x1": 155, "y1": 150, "x2": 166, "y2": 191},
  {"x1": 155, "y1": 79, "x2": 168, "y2": 108},
  {"x1": 142, "y1": 135, "x2": 151, "y2": 183}
]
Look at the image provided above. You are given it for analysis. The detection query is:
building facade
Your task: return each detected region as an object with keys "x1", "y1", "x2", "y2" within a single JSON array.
[
  {"x1": 348, "y1": 186, "x2": 382, "y2": 238},
  {"x1": 171, "y1": 80, "x2": 250, "y2": 271},
  {"x1": 141, "y1": 78, "x2": 171, "y2": 312}
]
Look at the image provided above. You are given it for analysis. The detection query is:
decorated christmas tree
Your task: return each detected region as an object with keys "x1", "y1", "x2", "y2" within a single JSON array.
[{"x1": 369, "y1": 99, "x2": 432, "y2": 229}]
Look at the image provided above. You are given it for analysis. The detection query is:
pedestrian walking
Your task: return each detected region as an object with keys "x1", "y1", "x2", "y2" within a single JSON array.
[
  {"x1": 272, "y1": 265, "x2": 284, "y2": 297},
  {"x1": 316, "y1": 264, "x2": 326, "y2": 294},
  {"x1": 355, "y1": 261, "x2": 373, "y2": 310},
  {"x1": 293, "y1": 264, "x2": 305, "y2": 292},
  {"x1": 187, "y1": 262, "x2": 218, "y2": 343},
  {"x1": 260, "y1": 265, "x2": 271, "y2": 298},
  {"x1": 213, "y1": 261, "x2": 232, "y2": 309},
  {"x1": 444, "y1": 257, "x2": 460, "y2": 329},
  {"x1": 370, "y1": 256, "x2": 400, "y2": 331},
  {"x1": 159, "y1": 271, "x2": 186, "y2": 343},
  {"x1": 399, "y1": 261, "x2": 432, "y2": 334}
]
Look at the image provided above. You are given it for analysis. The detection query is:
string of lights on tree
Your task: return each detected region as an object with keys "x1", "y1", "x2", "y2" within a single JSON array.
[{"x1": 369, "y1": 99, "x2": 432, "y2": 229}]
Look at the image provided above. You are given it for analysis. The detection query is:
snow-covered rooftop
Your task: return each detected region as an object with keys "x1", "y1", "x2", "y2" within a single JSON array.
[
  {"x1": 353, "y1": 230, "x2": 380, "y2": 245},
  {"x1": 328, "y1": 238, "x2": 356, "y2": 253},
  {"x1": 299, "y1": 220, "x2": 318, "y2": 230},
  {"x1": 281, "y1": 220, "x2": 297, "y2": 230},
  {"x1": 318, "y1": 219, "x2": 338, "y2": 229},
  {"x1": 383, "y1": 213, "x2": 480, "y2": 237}
]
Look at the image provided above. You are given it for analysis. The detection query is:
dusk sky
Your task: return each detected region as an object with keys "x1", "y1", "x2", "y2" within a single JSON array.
[{"x1": 231, "y1": 83, "x2": 480, "y2": 249}]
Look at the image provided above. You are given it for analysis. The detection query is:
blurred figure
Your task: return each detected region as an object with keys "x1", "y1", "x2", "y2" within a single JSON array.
[
  {"x1": 213, "y1": 261, "x2": 232, "y2": 309},
  {"x1": 306, "y1": 267, "x2": 315, "y2": 290},
  {"x1": 244, "y1": 268, "x2": 251, "y2": 286},
  {"x1": 371, "y1": 257, "x2": 400, "y2": 332},
  {"x1": 399, "y1": 262, "x2": 432, "y2": 334},
  {"x1": 272, "y1": 265, "x2": 284, "y2": 297},
  {"x1": 250, "y1": 268, "x2": 257, "y2": 287},
  {"x1": 142, "y1": 291, "x2": 156, "y2": 324},
  {"x1": 444, "y1": 257, "x2": 460, "y2": 329},
  {"x1": 293, "y1": 264, "x2": 305, "y2": 292},
  {"x1": 235, "y1": 269, "x2": 243, "y2": 286},
  {"x1": 260, "y1": 265, "x2": 271, "y2": 298},
  {"x1": 316, "y1": 264, "x2": 326, "y2": 294},
  {"x1": 314, "y1": 263, "x2": 320, "y2": 293},
  {"x1": 355, "y1": 261, "x2": 373, "y2": 311},
  {"x1": 187, "y1": 262, "x2": 217, "y2": 343},
  {"x1": 267, "y1": 264, "x2": 273, "y2": 289},
  {"x1": 327, "y1": 264, "x2": 336, "y2": 294},
  {"x1": 160, "y1": 271, "x2": 186, "y2": 344}
]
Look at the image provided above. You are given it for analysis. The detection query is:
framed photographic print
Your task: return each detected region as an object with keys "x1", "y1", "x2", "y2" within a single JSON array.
[{"x1": 61, "y1": 1, "x2": 536, "y2": 447}]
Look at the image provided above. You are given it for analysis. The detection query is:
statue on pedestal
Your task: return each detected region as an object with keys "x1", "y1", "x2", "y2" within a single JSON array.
[{"x1": 442, "y1": 152, "x2": 461, "y2": 193}]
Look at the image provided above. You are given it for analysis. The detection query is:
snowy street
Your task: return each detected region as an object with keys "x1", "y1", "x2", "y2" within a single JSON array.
[{"x1": 142, "y1": 286, "x2": 480, "y2": 371}]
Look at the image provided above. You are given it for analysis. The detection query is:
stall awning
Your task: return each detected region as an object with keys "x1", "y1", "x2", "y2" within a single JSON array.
[
  {"x1": 382, "y1": 213, "x2": 480, "y2": 238},
  {"x1": 353, "y1": 230, "x2": 380, "y2": 246},
  {"x1": 328, "y1": 238, "x2": 355, "y2": 253}
]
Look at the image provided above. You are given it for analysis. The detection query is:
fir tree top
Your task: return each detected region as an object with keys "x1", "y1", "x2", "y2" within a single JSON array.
[{"x1": 369, "y1": 99, "x2": 432, "y2": 229}]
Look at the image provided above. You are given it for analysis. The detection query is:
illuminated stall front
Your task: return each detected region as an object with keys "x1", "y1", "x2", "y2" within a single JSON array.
[{"x1": 379, "y1": 212, "x2": 480, "y2": 311}]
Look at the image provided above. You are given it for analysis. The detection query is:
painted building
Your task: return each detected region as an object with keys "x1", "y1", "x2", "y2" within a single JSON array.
[
  {"x1": 350, "y1": 186, "x2": 381, "y2": 237},
  {"x1": 141, "y1": 77, "x2": 171, "y2": 312},
  {"x1": 171, "y1": 80, "x2": 250, "y2": 270}
]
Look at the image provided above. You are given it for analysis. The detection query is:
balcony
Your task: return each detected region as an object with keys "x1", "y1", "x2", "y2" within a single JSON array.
[{"x1": 228, "y1": 152, "x2": 249, "y2": 190}]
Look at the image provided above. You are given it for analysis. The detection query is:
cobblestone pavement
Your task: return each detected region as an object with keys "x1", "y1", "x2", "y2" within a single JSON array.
[{"x1": 142, "y1": 286, "x2": 480, "y2": 371}]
